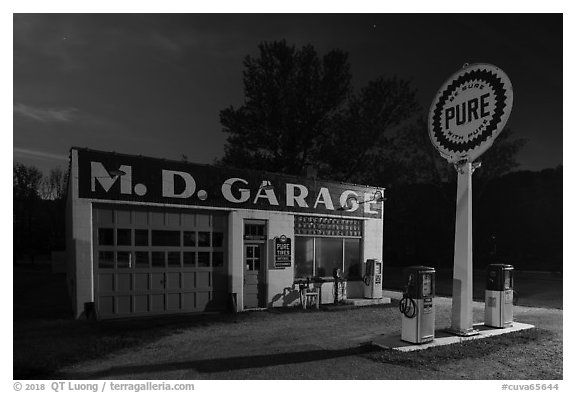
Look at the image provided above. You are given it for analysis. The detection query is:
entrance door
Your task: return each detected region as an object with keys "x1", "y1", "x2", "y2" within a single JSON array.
[{"x1": 244, "y1": 243, "x2": 265, "y2": 308}]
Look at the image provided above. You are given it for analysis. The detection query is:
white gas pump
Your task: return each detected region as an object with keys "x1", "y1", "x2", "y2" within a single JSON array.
[
  {"x1": 485, "y1": 264, "x2": 514, "y2": 328},
  {"x1": 363, "y1": 259, "x2": 382, "y2": 299},
  {"x1": 400, "y1": 266, "x2": 436, "y2": 344}
]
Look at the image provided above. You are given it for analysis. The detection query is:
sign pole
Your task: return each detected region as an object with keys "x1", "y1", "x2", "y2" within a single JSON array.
[
  {"x1": 450, "y1": 161, "x2": 480, "y2": 335},
  {"x1": 427, "y1": 63, "x2": 513, "y2": 337}
]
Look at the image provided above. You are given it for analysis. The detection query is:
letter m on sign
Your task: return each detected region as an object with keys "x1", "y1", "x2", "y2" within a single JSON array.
[{"x1": 91, "y1": 162, "x2": 132, "y2": 195}]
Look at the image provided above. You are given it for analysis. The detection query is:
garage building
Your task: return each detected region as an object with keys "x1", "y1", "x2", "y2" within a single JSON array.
[{"x1": 66, "y1": 147, "x2": 384, "y2": 319}]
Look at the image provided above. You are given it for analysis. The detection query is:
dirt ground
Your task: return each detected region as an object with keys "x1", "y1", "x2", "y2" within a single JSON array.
[
  {"x1": 57, "y1": 296, "x2": 562, "y2": 380},
  {"x1": 13, "y1": 264, "x2": 563, "y2": 380}
]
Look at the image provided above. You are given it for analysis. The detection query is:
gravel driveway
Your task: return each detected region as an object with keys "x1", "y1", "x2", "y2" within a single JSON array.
[{"x1": 58, "y1": 293, "x2": 562, "y2": 380}]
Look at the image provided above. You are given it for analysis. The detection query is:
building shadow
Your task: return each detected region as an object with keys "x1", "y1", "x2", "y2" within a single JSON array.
[{"x1": 65, "y1": 344, "x2": 377, "y2": 379}]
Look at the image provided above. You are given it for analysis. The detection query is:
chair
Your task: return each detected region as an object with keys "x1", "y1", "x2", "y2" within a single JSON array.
[{"x1": 298, "y1": 279, "x2": 320, "y2": 310}]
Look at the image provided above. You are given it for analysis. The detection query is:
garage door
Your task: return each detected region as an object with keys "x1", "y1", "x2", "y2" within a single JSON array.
[{"x1": 93, "y1": 204, "x2": 228, "y2": 319}]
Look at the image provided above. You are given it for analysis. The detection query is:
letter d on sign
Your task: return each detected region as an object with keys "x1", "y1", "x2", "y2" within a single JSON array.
[{"x1": 162, "y1": 170, "x2": 196, "y2": 198}]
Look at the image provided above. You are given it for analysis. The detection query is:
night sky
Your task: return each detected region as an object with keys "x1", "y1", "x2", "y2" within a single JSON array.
[{"x1": 13, "y1": 13, "x2": 563, "y2": 175}]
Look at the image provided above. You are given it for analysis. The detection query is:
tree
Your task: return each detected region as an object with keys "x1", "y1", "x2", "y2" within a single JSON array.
[
  {"x1": 382, "y1": 116, "x2": 527, "y2": 187},
  {"x1": 13, "y1": 163, "x2": 42, "y2": 200},
  {"x1": 39, "y1": 167, "x2": 68, "y2": 200},
  {"x1": 218, "y1": 40, "x2": 419, "y2": 180},
  {"x1": 13, "y1": 163, "x2": 43, "y2": 263},
  {"x1": 316, "y1": 76, "x2": 419, "y2": 183}
]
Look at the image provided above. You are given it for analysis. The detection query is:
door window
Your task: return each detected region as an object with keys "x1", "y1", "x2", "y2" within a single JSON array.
[{"x1": 245, "y1": 245, "x2": 260, "y2": 271}]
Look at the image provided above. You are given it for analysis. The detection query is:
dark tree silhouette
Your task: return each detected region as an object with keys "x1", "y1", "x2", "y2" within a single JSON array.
[
  {"x1": 13, "y1": 163, "x2": 43, "y2": 263},
  {"x1": 218, "y1": 40, "x2": 419, "y2": 181},
  {"x1": 382, "y1": 116, "x2": 527, "y2": 187},
  {"x1": 39, "y1": 167, "x2": 68, "y2": 201}
]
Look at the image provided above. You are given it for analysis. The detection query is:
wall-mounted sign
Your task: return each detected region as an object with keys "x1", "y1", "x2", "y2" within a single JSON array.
[
  {"x1": 428, "y1": 63, "x2": 513, "y2": 163},
  {"x1": 75, "y1": 148, "x2": 383, "y2": 218},
  {"x1": 294, "y1": 215, "x2": 362, "y2": 237},
  {"x1": 274, "y1": 235, "x2": 292, "y2": 268}
]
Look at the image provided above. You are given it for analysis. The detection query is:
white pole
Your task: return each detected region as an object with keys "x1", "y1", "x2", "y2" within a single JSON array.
[{"x1": 450, "y1": 161, "x2": 480, "y2": 336}]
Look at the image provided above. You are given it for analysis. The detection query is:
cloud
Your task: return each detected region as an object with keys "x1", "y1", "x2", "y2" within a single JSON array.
[
  {"x1": 13, "y1": 147, "x2": 69, "y2": 162},
  {"x1": 14, "y1": 103, "x2": 78, "y2": 123}
]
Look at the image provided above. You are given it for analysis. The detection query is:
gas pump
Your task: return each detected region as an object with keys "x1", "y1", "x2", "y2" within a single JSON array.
[
  {"x1": 484, "y1": 264, "x2": 514, "y2": 328},
  {"x1": 363, "y1": 259, "x2": 383, "y2": 299},
  {"x1": 333, "y1": 268, "x2": 346, "y2": 304},
  {"x1": 400, "y1": 266, "x2": 435, "y2": 344}
]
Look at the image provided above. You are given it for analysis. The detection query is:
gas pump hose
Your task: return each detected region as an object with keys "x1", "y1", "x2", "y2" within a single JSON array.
[{"x1": 399, "y1": 295, "x2": 417, "y2": 318}]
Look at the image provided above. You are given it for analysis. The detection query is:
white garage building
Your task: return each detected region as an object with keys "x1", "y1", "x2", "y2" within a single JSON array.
[{"x1": 66, "y1": 147, "x2": 384, "y2": 319}]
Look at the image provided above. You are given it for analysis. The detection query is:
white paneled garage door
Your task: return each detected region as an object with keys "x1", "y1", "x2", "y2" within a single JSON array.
[{"x1": 93, "y1": 204, "x2": 228, "y2": 319}]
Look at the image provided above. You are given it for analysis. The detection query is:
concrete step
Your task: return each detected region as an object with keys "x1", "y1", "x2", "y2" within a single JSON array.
[{"x1": 343, "y1": 297, "x2": 391, "y2": 307}]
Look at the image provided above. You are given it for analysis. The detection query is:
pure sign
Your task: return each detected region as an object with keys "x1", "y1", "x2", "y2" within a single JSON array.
[
  {"x1": 274, "y1": 235, "x2": 292, "y2": 268},
  {"x1": 428, "y1": 63, "x2": 513, "y2": 163}
]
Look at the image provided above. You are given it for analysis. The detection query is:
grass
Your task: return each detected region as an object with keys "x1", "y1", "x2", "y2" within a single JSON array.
[{"x1": 365, "y1": 328, "x2": 563, "y2": 379}]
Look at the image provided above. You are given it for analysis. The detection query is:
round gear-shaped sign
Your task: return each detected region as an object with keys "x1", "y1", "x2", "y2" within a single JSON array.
[{"x1": 428, "y1": 63, "x2": 513, "y2": 163}]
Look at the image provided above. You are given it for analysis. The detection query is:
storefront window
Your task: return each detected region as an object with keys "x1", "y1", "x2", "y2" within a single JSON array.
[
  {"x1": 295, "y1": 237, "x2": 314, "y2": 278},
  {"x1": 295, "y1": 236, "x2": 362, "y2": 279},
  {"x1": 315, "y1": 238, "x2": 343, "y2": 277},
  {"x1": 344, "y1": 238, "x2": 361, "y2": 279}
]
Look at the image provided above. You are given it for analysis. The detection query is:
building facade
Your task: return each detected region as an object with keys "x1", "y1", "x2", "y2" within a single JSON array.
[{"x1": 66, "y1": 148, "x2": 384, "y2": 319}]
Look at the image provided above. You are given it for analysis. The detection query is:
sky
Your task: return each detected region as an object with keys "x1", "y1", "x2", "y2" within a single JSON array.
[{"x1": 13, "y1": 13, "x2": 563, "y2": 175}]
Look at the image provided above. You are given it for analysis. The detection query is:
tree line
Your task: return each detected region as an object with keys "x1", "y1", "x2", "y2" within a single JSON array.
[{"x1": 13, "y1": 164, "x2": 67, "y2": 263}]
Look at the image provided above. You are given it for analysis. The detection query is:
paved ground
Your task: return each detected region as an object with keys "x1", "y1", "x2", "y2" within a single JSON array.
[{"x1": 58, "y1": 294, "x2": 562, "y2": 380}]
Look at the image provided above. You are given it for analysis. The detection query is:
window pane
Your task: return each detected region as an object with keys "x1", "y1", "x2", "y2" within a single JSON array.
[
  {"x1": 213, "y1": 252, "x2": 224, "y2": 268},
  {"x1": 344, "y1": 238, "x2": 361, "y2": 279},
  {"x1": 198, "y1": 232, "x2": 210, "y2": 247},
  {"x1": 315, "y1": 237, "x2": 343, "y2": 277},
  {"x1": 168, "y1": 251, "x2": 181, "y2": 267},
  {"x1": 98, "y1": 228, "x2": 114, "y2": 246},
  {"x1": 151, "y1": 251, "x2": 165, "y2": 268},
  {"x1": 198, "y1": 252, "x2": 210, "y2": 267},
  {"x1": 135, "y1": 230, "x2": 149, "y2": 246},
  {"x1": 183, "y1": 252, "x2": 196, "y2": 267},
  {"x1": 98, "y1": 251, "x2": 114, "y2": 269},
  {"x1": 117, "y1": 229, "x2": 132, "y2": 246},
  {"x1": 295, "y1": 237, "x2": 314, "y2": 278},
  {"x1": 213, "y1": 232, "x2": 224, "y2": 247},
  {"x1": 117, "y1": 251, "x2": 131, "y2": 268},
  {"x1": 152, "y1": 230, "x2": 180, "y2": 246},
  {"x1": 183, "y1": 231, "x2": 196, "y2": 246},
  {"x1": 135, "y1": 251, "x2": 149, "y2": 267}
]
